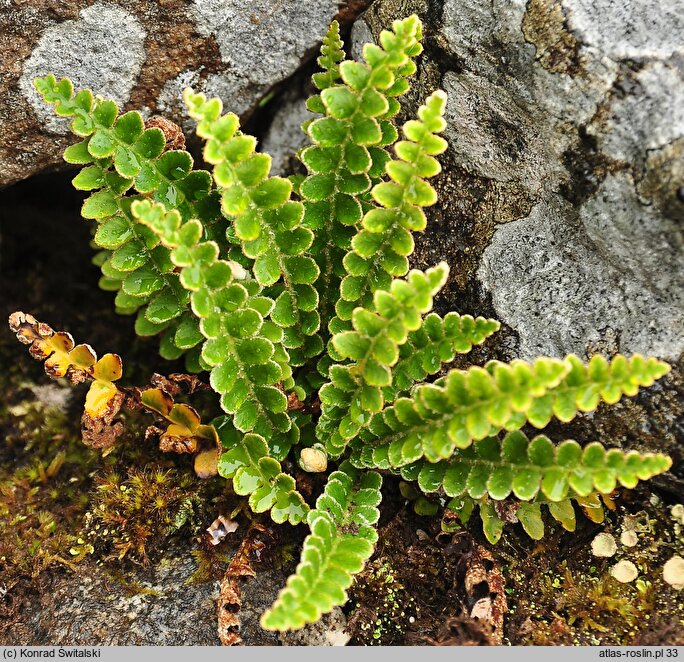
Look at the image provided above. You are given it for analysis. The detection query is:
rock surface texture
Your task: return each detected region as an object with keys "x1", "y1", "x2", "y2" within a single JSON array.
[
  {"x1": 0, "y1": 550, "x2": 348, "y2": 646},
  {"x1": 1, "y1": 555, "x2": 222, "y2": 645},
  {"x1": 354, "y1": 0, "x2": 684, "y2": 365},
  {"x1": 0, "y1": 0, "x2": 339, "y2": 187}
]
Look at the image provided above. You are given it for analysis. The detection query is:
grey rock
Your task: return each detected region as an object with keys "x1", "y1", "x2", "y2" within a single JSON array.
[
  {"x1": 3, "y1": 556, "x2": 221, "y2": 645},
  {"x1": 156, "y1": 68, "x2": 204, "y2": 134},
  {"x1": 478, "y1": 173, "x2": 684, "y2": 360},
  {"x1": 590, "y1": 61, "x2": 684, "y2": 164},
  {"x1": 2, "y1": 553, "x2": 297, "y2": 646},
  {"x1": 18, "y1": 4, "x2": 146, "y2": 135},
  {"x1": 564, "y1": 0, "x2": 684, "y2": 60},
  {"x1": 431, "y1": 0, "x2": 684, "y2": 361},
  {"x1": 350, "y1": 19, "x2": 374, "y2": 62},
  {"x1": 280, "y1": 607, "x2": 349, "y2": 646},
  {"x1": 1, "y1": 0, "x2": 340, "y2": 187},
  {"x1": 260, "y1": 89, "x2": 311, "y2": 177},
  {"x1": 165, "y1": 0, "x2": 339, "y2": 119}
]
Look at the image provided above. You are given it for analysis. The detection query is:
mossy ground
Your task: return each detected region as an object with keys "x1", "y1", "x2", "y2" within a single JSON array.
[
  {"x1": 0, "y1": 174, "x2": 230, "y2": 622},
  {"x1": 343, "y1": 482, "x2": 684, "y2": 645},
  {"x1": 1, "y1": 172, "x2": 682, "y2": 645}
]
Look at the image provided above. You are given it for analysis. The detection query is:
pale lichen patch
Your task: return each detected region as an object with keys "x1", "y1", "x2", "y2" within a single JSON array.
[{"x1": 19, "y1": 4, "x2": 146, "y2": 134}]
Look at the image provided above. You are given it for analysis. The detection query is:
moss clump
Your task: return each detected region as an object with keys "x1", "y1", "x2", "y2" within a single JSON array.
[
  {"x1": 82, "y1": 467, "x2": 205, "y2": 564},
  {"x1": 505, "y1": 488, "x2": 684, "y2": 645},
  {"x1": 0, "y1": 387, "x2": 96, "y2": 593},
  {"x1": 347, "y1": 559, "x2": 418, "y2": 645}
]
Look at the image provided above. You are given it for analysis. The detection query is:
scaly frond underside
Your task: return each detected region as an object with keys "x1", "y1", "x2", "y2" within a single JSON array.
[{"x1": 9, "y1": 311, "x2": 123, "y2": 425}]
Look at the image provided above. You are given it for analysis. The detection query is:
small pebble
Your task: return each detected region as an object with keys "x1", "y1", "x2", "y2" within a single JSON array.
[
  {"x1": 299, "y1": 446, "x2": 327, "y2": 473},
  {"x1": 591, "y1": 532, "x2": 617, "y2": 558},
  {"x1": 671, "y1": 504, "x2": 684, "y2": 525},
  {"x1": 611, "y1": 560, "x2": 638, "y2": 583},
  {"x1": 663, "y1": 556, "x2": 684, "y2": 590},
  {"x1": 620, "y1": 530, "x2": 638, "y2": 548}
]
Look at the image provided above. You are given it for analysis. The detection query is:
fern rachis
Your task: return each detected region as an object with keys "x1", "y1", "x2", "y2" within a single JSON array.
[{"x1": 10, "y1": 14, "x2": 674, "y2": 634}]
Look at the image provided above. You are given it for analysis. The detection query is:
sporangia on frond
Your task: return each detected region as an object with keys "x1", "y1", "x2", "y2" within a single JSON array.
[
  {"x1": 10, "y1": 311, "x2": 219, "y2": 471},
  {"x1": 10, "y1": 311, "x2": 124, "y2": 450},
  {"x1": 11, "y1": 12, "x2": 674, "y2": 634}
]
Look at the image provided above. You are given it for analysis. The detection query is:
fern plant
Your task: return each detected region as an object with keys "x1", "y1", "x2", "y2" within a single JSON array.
[{"x1": 12, "y1": 14, "x2": 673, "y2": 633}]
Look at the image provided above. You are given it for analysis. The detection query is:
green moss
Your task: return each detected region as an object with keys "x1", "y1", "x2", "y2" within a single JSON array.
[
  {"x1": 82, "y1": 467, "x2": 203, "y2": 563},
  {"x1": 0, "y1": 389, "x2": 96, "y2": 587},
  {"x1": 348, "y1": 560, "x2": 418, "y2": 645},
  {"x1": 505, "y1": 490, "x2": 684, "y2": 645}
]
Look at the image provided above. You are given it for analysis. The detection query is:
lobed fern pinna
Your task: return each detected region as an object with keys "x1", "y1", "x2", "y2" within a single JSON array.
[{"x1": 10, "y1": 15, "x2": 673, "y2": 633}]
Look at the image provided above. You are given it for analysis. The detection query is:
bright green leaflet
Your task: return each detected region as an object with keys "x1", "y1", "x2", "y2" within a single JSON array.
[
  {"x1": 317, "y1": 263, "x2": 450, "y2": 458},
  {"x1": 35, "y1": 74, "x2": 223, "y2": 369},
  {"x1": 261, "y1": 463, "x2": 382, "y2": 630},
  {"x1": 21, "y1": 12, "x2": 675, "y2": 635},
  {"x1": 347, "y1": 354, "x2": 670, "y2": 468},
  {"x1": 333, "y1": 90, "x2": 449, "y2": 336},
  {"x1": 300, "y1": 16, "x2": 423, "y2": 350},
  {"x1": 183, "y1": 89, "x2": 322, "y2": 368},
  {"x1": 133, "y1": 199, "x2": 298, "y2": 460}
]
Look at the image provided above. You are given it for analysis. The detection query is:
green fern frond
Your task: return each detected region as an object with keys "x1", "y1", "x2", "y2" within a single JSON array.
[
  {"x1": 183, "y1": 89, "x2": 322, "y2": 367},
  {"x1": 310, "y1": 20, "x2": 345, "y2": 99},
  {"x1": 13, "y1": 12, "x2": 674, "y2": 638},
  {"x1": 260, "y1": 463, "x2": 382, "y2": 631},
  {"x1": 216, "y1": 419, "x2": 309, "y2": 525},
  {"x1": 34, "y1": 75, "x2": 222, "y2": 366},
  {"x1": 499, "y1": 495, "x2": 600, "y2": 540},
  {"x1": 317, "y1": 263, "x2": 449, "y2": 458},
  {"x1": 132, "y1": 199, "x2": 298, "y2": 458},
  {"x1": 300, "y1": 15, "x2": 424, "y2": 340},
  {"x1": 449, "y1": 490, "x2": 632, "y2": 544},
  {"x1": 406, "y1": 429, "x2": 670, "y2": 543},
  {"x1": 332, "y1": 89, "x2": 448, "y2": 334},
  {"x1": 404, "y1": 431, "x2": 671, "y2": 502},
  {"x1": 349, "y1": 354, "x2": 670, "y2": 468},
  {"x1": 383, "y1": 312, "x2": 500, "y2": 402}
]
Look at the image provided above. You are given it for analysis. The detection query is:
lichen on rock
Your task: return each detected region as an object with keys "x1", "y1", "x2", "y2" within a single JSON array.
[{"x1": 18, "y1": 4, "x2": 146, "y2": 134}]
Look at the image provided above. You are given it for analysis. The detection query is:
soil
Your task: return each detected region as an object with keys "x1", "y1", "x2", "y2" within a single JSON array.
[{"x1": 1, "y1": 172, "x2": 683, "y2": 646}]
